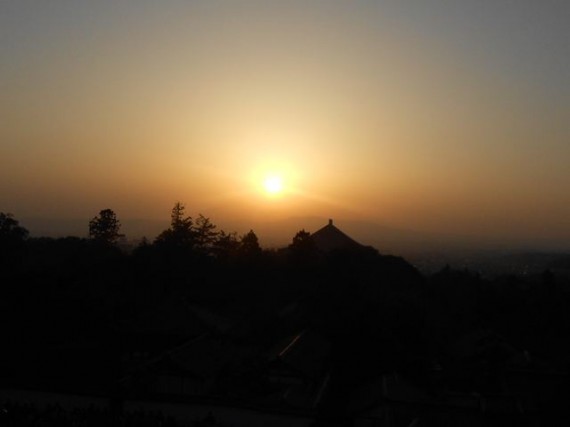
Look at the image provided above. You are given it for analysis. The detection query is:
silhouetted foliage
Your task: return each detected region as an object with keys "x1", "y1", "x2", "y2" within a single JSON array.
[
  {"x1": 154, "y1": 202, "x2": 194, "y2": 248},
  {"x1": 290, "y1": 229, "x2": 312, "y2": 247},
  {"x1": 238, "y1": 229, "x2": 262, "y2": 259},
  {"x1": 288, "y1": 229, "x2": 318, "y2": 266},
  {"x1": 88, "y1": 209, "x2": 123, "y2": 244},
  {"x1": 0, "y1": 212, "x2": 28, "y2": 242},
  {"x1": 212, "y1": 230, "x2": 239, "y2": 261},
  {"x1": 0, "y1": 212, "x2": 28, "y2": 267},
  {"x1": 194, "y1": 213, "x2": 218, "y2": 254}
]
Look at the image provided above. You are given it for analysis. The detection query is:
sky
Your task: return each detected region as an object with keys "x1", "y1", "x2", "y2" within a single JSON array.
[{"x1": 1, "y1": 1, "x2": 569, "y2": 248}]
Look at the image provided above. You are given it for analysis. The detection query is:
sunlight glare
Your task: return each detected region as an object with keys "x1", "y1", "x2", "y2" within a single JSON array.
[{"x1": 263, "y1": 175, "x2": 283, "y2": 195}]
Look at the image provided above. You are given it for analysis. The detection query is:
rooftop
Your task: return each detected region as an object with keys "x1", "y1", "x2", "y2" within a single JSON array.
[{"x1": 310, "y1": 219, "x2": 362, "y2": 252}]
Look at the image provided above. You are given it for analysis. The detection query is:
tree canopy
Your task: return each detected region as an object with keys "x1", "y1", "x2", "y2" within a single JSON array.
[
  {"x1": 0, "y1": 212, "x2": 29, "y2": 243},
  {"x1": 194, "y1": 213, "x2": 218, "y2": 253},
  {"x1": 88, "y1": 209, "x2": 123, "y2": 244},
  {"x1": 289, "y1": 229, "x2": 318, "y2": 265},
  {"x1": 0, "y1": 212, "x2": 29, "y2": 266},
  {"x1": 155, "y1": 202, "x2": 194, "y2": 248},
  {"x1": 239, "y1": 230, "x2": 262, "y2": 258}
]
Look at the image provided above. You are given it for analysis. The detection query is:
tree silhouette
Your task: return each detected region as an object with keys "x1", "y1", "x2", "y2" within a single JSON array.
[
  {"x1": 212, "y1": 230, "x2": 239, "y2": 260},
  {"x1": 0, "y1": 212, "x2": 29, "y2": 243},
  {"x1": 194, "y1": 214, "x2": 218, "y2": 253},
  {"x1": 239, "y1": 229, "x2": 262, "y2": 258},
  {"x1": 289, "y1": 229, "x2": 318, "y2": 265},
  {"x1": 155, "y1": 202, "x2": 194, "y2": 248},
  {"x1": 0, "y1": 212, "x2": 29, "y2": 266},
  {"x1": 290, "y1": 229, "x2": 315, "y2": 251},
  {"x1": 171, "y1": 202, "x2": 192, "y2": 233},
  {"x1": 89, "y1": 209, "x2": 123, "y2": 244}
]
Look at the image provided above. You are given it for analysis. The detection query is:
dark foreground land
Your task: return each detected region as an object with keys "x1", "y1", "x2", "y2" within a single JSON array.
[{"x1": 2, "y1": 213, "x2": 570, "y2": 426}]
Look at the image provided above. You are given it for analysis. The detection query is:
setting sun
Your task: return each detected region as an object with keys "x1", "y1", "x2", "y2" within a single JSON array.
[{"x1": 263, "y1": 175, "x2": 283, "y2": 195}]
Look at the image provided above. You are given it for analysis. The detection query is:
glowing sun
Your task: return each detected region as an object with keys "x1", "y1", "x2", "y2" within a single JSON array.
[{"x1": 263, "y1": 175, "x2": 283, "y2": 195}]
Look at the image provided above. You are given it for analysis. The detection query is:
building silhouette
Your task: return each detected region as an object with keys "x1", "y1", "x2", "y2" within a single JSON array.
[{"x1": 311, "y1": 219, "x2": 362, "y2": 253}]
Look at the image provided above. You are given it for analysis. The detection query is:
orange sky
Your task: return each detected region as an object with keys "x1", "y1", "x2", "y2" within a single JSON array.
[{"x1": 1, "y1": 1, "x2": 569, "y2": 247}]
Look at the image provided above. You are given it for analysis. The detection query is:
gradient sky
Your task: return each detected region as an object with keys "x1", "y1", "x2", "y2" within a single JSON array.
[{"x1": 1, "y1": 1, "x2": 569, "y2": 246}]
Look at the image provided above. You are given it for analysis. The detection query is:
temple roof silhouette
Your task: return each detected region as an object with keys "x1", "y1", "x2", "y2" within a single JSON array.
[{"x1": 311, "y1": 219, "x2": 362, "y2": 252}]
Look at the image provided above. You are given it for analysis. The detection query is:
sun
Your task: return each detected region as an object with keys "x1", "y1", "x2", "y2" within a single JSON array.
[{"x1": 263, "y1": 175, "x2": 283, "y2": 195}]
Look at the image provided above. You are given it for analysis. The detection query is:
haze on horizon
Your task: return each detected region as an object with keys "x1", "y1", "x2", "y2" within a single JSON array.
[{"x1": 2, "y1": 1, "x2": 569, "y2": 250}]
